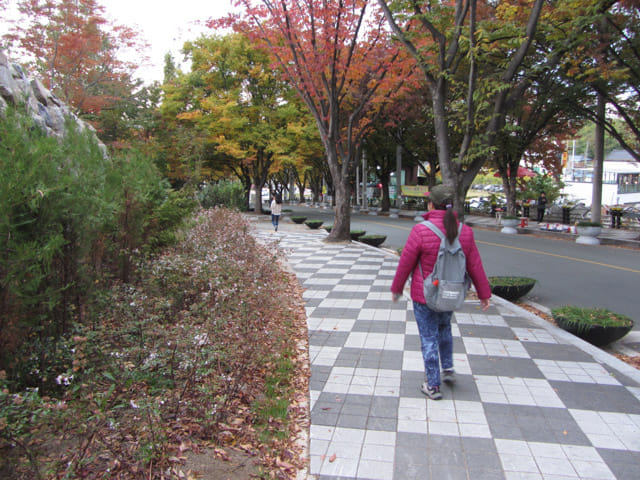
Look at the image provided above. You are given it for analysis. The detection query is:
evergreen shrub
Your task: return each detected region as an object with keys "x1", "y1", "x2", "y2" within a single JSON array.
[
  {"x1": 197, "y1": 180, "x2": 246, "y2": 210},
  {"x1": 0, "y1": 105, "x2": 194, "y2": 392}
]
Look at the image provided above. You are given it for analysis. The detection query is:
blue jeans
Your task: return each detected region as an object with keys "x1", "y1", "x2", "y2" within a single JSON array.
[
  {"x1": 271, "y1": 214, "x2": 280, "y2": 228},
  {"x1": 413, "y1": 301, "x2": 453, "y2": 387}
]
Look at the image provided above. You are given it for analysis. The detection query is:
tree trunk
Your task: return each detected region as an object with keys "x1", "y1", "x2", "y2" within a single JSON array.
[
  {"x1": 327, "y1": 176, "x2": 351, "y2": 242},
  {"x1": 253, "y1": 181, "x2": 264, "y2": 213},
  {"x1": 591, "y1": 92, "x2": 605, "y2": 223}
]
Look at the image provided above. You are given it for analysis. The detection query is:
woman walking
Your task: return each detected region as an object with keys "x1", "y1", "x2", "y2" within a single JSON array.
[
  {"x1": 391, "y1": 185, "x2": 491, "y2": 400},
  {"x1": 270, "y1": 194, "x2": 282, "y2": 231}
]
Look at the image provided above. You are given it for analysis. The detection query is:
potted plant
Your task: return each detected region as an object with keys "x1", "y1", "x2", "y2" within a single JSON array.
[
  {"x1": 501, "y1": 215, "x2": 519, "y2": 234},
  {"x1": 291, "y1": 216, "x2": 307, "y2": 224},
  {"x1": 359, "y1": 234, "x2": 387, "y2": 247},
  {"x1": 576, "y1": 221, "x2": 602, "y2": 245},
  {"x1": 552, "y1": 306, "x2": 633, "y2": 347},
  {"x1": 323, "y1": 224, "x2": 333, "y2": 232},
  {"x1": 488, "y1": 276, "x2": 537, "y2": 301},
  {"x1": 304, "y1": 219, "x2": 324, "y2": 229},
  {"x1": 350, "y1": 229, "x2": 366, "y2": 240}
]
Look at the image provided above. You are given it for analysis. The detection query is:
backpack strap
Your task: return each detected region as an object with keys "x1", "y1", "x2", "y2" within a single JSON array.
[
  {"x1": 421, "y1": 220, "x2": 464, "y2": 242},
  {"x1": 417, "y1": 220, "x2": 464, "y2": 278}
]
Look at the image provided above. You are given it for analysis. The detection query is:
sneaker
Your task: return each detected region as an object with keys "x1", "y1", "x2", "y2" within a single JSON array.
[
  {"x1": 420, "y1": 382, "x2": 442, "y2": 400},
  {"x1": 442, "y1": 369, "x2": 456, "y2": 383}
]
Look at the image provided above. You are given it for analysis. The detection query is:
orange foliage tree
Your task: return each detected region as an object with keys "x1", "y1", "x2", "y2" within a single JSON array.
[
  {"x1": 2, "y1": 0, "x2": 146, "y2": 118},
  {"x1": 219, "y1": 0, "x2": 414, "y2": 241}
]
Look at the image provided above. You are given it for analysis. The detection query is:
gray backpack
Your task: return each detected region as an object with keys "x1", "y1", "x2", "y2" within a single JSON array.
[{"x1": 418, "y1": 221, "x2": 470, "y2": 312}]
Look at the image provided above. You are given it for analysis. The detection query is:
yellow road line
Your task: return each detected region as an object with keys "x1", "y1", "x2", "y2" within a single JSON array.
[
  {"x1": 363, "y1": 219, "x2": 640, "y2": 274},
  {"x1": 477, "y1": 240, "x2": 640, "y2": 274}
]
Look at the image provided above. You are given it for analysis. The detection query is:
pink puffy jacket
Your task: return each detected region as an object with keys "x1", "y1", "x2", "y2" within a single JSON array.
[{"x1": 390, "y1": 210, "x2": 491, "y2": 304}]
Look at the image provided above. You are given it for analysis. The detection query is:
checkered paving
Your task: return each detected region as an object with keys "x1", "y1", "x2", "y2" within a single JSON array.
[{"x1": 254, "y1": 228, "x2": 640, "y2": 480}]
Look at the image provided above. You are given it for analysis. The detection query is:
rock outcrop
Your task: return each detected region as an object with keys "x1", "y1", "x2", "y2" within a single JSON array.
[{"x1": 0, "y1": 50, "x2": 107, "y2": 156}]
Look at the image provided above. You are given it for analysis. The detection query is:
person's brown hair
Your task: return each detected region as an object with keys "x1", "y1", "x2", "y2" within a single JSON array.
[
  {"x1": 429, "y1": 185, "x2": 458, "y2": 242},
  {"x1": 433, "y1": 203, "x2": 458, "y2": 243}
]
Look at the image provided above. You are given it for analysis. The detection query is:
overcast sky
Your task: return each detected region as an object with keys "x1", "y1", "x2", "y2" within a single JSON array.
[{"x1": 104, "y1": 0, "x2": 236, "y2": 83}]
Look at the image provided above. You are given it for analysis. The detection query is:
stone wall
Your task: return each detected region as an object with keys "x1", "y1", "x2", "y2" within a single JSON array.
[{"x1": 0, "y1": 50, "x2": 107, "y2": 156}]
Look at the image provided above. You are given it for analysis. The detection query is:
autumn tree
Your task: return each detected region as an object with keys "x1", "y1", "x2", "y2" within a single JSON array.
[
  {"x1": 378, "y1": 0, "x2": 566, "y2": 212},
  {"x1": 161, "y1": 34, "x2": 313, "y2": 210},
  {"x1": 222, "y1": 0, "x2": 411, "y2": 241},
  {"x1": 2, "y1": 0, "x2": 147, "y2": 128}
]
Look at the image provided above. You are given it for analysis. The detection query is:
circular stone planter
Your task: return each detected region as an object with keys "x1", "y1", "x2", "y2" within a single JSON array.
[
  {"x1": 323, "y1": 225, "x2": 333, "y2": 232},
  {"x1": 359, "y1": 235, "x2": 387, "y2": 247},
  {"x1": 488, "y1": 276, "x2": 536, "y2": 301},
  {"x1": 576, "y1": 225, "x2": 602, "y2": 245},
  {"x1": 501, "y1": 218, "x2": 519, "y2": 234},
  {"x1": 291, "y1": 216, "x2": 307, "y2": 224},
  {"x1": 350, "y1": 230, "x2": 366, "y2": 240},
  {"x1": 304, "y1": 220, "x2": 324, "y2": 229},
  {"x1": 553, "y1": 308, "x2": 633, "y2": 347}
]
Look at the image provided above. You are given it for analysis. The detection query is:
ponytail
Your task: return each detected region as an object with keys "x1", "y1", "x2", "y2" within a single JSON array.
[{"x1": 443, "y1": 205, "x2": 458, "y2": 244}]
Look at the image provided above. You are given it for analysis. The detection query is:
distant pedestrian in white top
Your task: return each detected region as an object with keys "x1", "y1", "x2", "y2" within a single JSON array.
[{"x1": 270, "y1": 194, "x2": 282, "y2": 231}]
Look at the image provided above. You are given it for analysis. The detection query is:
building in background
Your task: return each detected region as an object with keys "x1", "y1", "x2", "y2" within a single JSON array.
[{"x1": 562, "y1": 149, "x2": 640, "y2": 206}]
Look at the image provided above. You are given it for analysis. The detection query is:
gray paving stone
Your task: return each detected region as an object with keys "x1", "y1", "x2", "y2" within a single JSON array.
[
  {"x1": 310, "y1": 331, "x2": 349, "y2": 347},
  {"x1": 597, "y1": 449, "x2": 640, "y2": 480},
  {"x1": 524, "y1": 342, "x2": 596, "y2": 361},
  {"x1": 552, "y1": 381, "x2": 640, "y2": 413},
  {"x1": 326, "y1": 290, "x2": 369, "y2": 299},
  {"x1": 465, "y1": 451, "x2": 503, "y2": 471},
  {"x1": 336, "y1": 414, "x2": 368, "y2": 429},
  {"x1": 371, "y1": 396, "x2": 399, "y2": 415},
  {"x1": 458, "y1": 324, "x2": 518, "y2": 340},
  {"x1": 468, "y1": 355, "x2": 545, "y2": 378},
  {"x1": 310, "y1": 307, "x2": 362, "y2": 318},
  {"x1": 444, "y1": 374, "x2": 482, "y2": 402},
  {"x1": 461, "y1": 437, "x2": 499, "y2": 453},
  {"x1": 403, "y1": 334, "x2": 421, "y2": 351},
  {"x1": 429, "y1": 464, "x2": 468, "y2": 479},
  {"x1": 311, "y1": 410, "x2": 339, "y2": 426},
  {"x1": 465, "y1": 469, "x2": 506, "y2": 480},
  {"x1": 366, "y1": 417, "x2": 397, "y2": 431},
  {"x1": 353, "y1": 320, "x2": 406, "y2": 334},
  {"x1": 502, "y1": 315, "x2": 536, "y2": 328}
]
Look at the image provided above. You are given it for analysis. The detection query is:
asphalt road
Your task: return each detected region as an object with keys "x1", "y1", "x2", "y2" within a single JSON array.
[{"x1": 284, "y1": 205, "x2": 640, "y2": 330}]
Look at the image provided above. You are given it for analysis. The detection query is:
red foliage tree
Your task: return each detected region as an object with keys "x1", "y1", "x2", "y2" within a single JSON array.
[
  {"x1": 218, "y1": 0, "x2": 414, "y2": 240},
  {"x1": 3, "y1": 0, "x2": 147, "y2": 118}
]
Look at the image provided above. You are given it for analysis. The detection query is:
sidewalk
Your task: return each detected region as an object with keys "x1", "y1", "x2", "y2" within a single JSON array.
[{"x1": 252, "y1": 216, "x2": 640, "y2": 480}]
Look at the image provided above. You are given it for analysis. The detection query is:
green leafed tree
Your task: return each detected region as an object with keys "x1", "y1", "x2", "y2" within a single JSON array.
[
  {"x1": 377, "y1": 0, "x2": 571, "y2": 211},
  {"x1": 160, "y1": 33, "x2": 313, "y2": 210}
]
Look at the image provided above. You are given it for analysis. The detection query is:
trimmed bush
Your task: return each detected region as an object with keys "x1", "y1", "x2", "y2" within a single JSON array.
[
  {"x1": 577, "y1": 221, "x2": 602, "y2": 227},
  {"x1": 489, "y1": 276, "x2": 536, "y2": 301},
  {"x1": 552, "y1": 306, "x2": 633, "y2": 346},
  {"x1": 305, "y1": 220, "x2": 324, "y2": 229},
  {"x1": 291, "y1": 216, "x2": 307, "y2": 224},
  {"x1": 359, "y1": 235, "x2": 387, "y2": 247}
]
